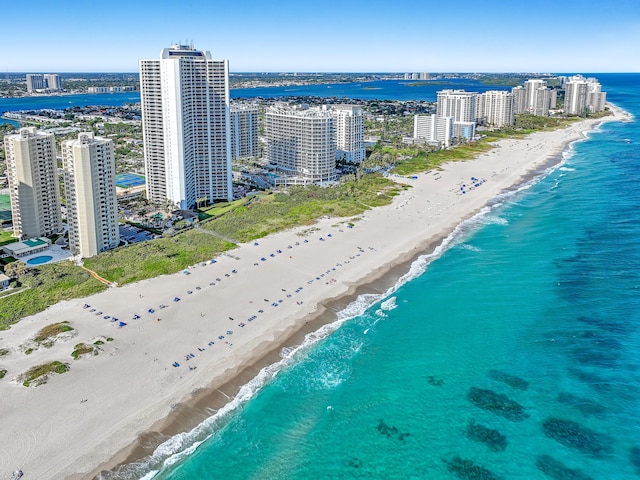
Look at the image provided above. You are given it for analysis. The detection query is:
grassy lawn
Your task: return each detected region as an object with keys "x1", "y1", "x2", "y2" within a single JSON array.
[
  {"x1": 197, "y1": 197, "x2": 251, "y2": 220},
  {"x1": 0, "y1": 262, "x2": 106, "y2": 330},
  {"x1": 201, "y1": 174, "x2": 401, "y2": 242},
  {"x1": 0, "y1": 229, "x2": 16, "y2": 247},
  {"x1": 85, "y1": 229, "x2": 235, "y2": 285}
]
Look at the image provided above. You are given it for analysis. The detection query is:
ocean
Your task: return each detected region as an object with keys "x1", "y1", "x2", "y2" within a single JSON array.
[{"x1": 6, "y1": 74, "x2": 638, "y2": 479}]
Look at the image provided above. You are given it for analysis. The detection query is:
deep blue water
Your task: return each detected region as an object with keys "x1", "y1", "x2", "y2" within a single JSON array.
[{"x1": 91, "y1": 74, "x2": 640, "y2": 480}]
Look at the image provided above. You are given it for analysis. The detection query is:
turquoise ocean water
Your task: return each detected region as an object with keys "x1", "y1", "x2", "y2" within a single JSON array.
[{"x1": 104, "y1": 74, "x2": 640, "y2": 480}]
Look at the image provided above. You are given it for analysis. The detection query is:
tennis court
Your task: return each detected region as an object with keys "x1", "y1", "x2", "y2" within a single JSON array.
[
  {"x1": 0, "y1": 194, "x2": 11, "y2": 222},
  {"x1": 115, "y1": 173, "x2": 146, "y2": 189}
]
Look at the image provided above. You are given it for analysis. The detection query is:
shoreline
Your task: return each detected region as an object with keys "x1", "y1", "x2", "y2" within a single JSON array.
[
  {"x1": 95, "y1": 109, "x2": 627, "y2": 478},
  {"x1": 0, "y1": 108, "x2": 626, "y2": 480}
]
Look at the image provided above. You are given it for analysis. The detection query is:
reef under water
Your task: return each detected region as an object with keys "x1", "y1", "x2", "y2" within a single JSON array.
[
  {"x1": 467, "y1": 387, "x2": 529, "y2": 421},
  {"x1": 541, "y1": 418, "x2": 613, "y2": 458}
]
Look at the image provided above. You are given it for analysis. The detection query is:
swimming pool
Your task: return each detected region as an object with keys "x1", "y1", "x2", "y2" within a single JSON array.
[{"x1": 26, "y1": 255, "x2": 53, "y2": 265}]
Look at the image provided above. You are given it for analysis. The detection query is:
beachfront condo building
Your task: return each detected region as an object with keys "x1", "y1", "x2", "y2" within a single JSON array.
[
  {"x1": 44, "y1": 74, "x2": 62, "y2": 91},
  {"x1": 475, "y1": 90, "x2": 515, "y2": 127},
  {"x1": 26, "y1": 74, "x2": 46, "y2": 93},
  {"x1": 436, "y1": 90, "x2": 477, "y2": 123},
  {"x1": 512, "y1": 79, "x2": 556, "y2": 117},
  {"x1": 61, "y1": 132, "x2": 119, "y2": 258},
  {"x1": 564, "y1": 75, "x2": 607, "y2": 115},
  {"x1": 265, "y1": 105, "x2": 336, "y2": 185},
  {"x1": 413, "y1": 114, "x2": 454, "y2": 147},
  {"x1": 230, "y1": 103, "x2": 259, "y2": 161},
  {"x1": 4, "y1": 127, "x2": 62, "y2": 239},
  {"x1": 330, "y1": 105, "x2": 365, "y2": 163},
  {"x1": 139, "y1": 44, "x2": 232, "y2": 210}
]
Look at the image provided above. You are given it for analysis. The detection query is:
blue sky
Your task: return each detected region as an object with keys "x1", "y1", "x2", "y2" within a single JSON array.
[{"x1": 3, "y1": 0, "x2": 639, "y2": 72}]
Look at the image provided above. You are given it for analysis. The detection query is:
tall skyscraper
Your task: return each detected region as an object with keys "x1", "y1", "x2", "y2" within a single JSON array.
[
  {"x1": 61, "y1": 132, "x2": 119, "y2": 258},
  {"x1": 475, "y1": 90, "x2": 515, "y2": 127},
  {"x1": 330, "y1": 105, "x2": 365, "y2": 163},
  {"x1": 265, "y1": 105, "x2": 336, "y2": 185},
  {"x1": 139, "y1": 44, "x2": 232, "y2": 210},
  {"x1": 44, "y1": 74, "x2": 62, "y2": 91},
  {"x1": 230, "y1": 103, "x2": 259, "y2": 161},
  {"x1": 436, "y1": 90, "x2": 477, "y2": 123},
  {"x1": 564, "y1": 75, "x2": 607, "y2": 115},
  {"x1": 513, "y1": 79, "x2": 556, "y2": 116},
  {"x1": 4, "y1": 127, "x2": 62, "y2": 239},
  {"x1": 26, "y1": 74, "x2": 45, "y2": 93}
]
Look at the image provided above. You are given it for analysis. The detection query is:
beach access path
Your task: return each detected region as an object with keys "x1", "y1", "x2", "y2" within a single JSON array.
[{"x1": 0, "y1": 109, "x2": 626, "y2": 480}]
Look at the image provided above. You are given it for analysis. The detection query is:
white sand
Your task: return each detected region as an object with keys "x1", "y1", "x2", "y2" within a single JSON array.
[{"x1": 0, "y1": 110, "x2": 625, "y2": 479}]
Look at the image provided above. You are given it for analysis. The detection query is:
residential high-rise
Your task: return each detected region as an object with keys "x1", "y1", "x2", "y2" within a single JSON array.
[
  {"x1": 475, "y1": 90, "x2": 515, "y2": 127},
  {"x1": 61, "y1": 132, "x2": 119, "y2": 258},
  {"x1": 413, "y1": 114, "x2": 454, "y2": 147},
  {"x1": 230, "y1": 103, "x2": 259, "y2": 161},
  {"x1": 436, "y1": 90, "x2": 477, "y2": 123},
  {"x1": 330, "y1": 105, "x2": 365, "y2": 163},
  {"x1": 26, "y1": 74, "x2": 45, "y2": 93},
  {"x1": 265, "y1": 105, "x2": 336, "y2": 185},
  {"x1": 564, "y1": 75, "x2": 607, "y2": 115},
  {"x1": 4, "y1": 127, "x2": 62, "y2": 239},
  {"x1": 139, "y1": 44, "x2": 232, "y2": 210},
  {"x1": 44, "y1": 74, "x2": 62, "y2": 91},
  {"x1": 513, "y1": 79, "x2": 556, "y2": 116}
]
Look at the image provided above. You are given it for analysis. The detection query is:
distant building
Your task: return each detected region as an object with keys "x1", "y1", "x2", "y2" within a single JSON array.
[
  {"x1": 564, "y1": 75, "x2": 607, "y2": 115},
  {"x1": 419, "y1": 72, "x2": 430, "y2": 80},
  {"x1": 139, "y1": 44, "x2": 232, "y2": 209},
  {"x1": 475, "y1": 90, "x2": 515, "y2": 127},
  {"x1": 4, "y1": 127, "x2": 62, "y2": 239},
  {"x1": 265, "y1": 105, "x2": 336, "y2": 185},
  {"x1": 453, "y1": 121, "x2": 476, "y2": 141},
  {"x1": 230, "y1": 103, "x2": 259, "y2": 161},
  {"x1": 330, "y1": 105, "x2": 365, "y2": 163},
  {"x1": 513, "y1": 79, "x2": 556, "y2": 116},
  {"x1": 61, "y1": 132, "x2": 119, "y2": 258},
  {"x1": 413, "y1": 114, "x2": 453, "y2": 147},
  {"x1": 26, "y1": 74, "x2": 45, "y2": 93},
  {"x1": 437, "y1": 90, "x2": 477, "y2": 123},
  {"x1": 44, "y1": 74, "x2": 62, "y2": 91}
]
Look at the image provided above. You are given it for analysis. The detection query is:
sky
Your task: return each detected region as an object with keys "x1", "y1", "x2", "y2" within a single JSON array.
[{"x1": 3, "y1": 0, "x2": 639, "y2": 73}]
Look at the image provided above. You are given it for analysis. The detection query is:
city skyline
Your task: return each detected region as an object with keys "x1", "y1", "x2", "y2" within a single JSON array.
[{"x1": 2, "y1": 0, "x2": 639, "y2": 73}]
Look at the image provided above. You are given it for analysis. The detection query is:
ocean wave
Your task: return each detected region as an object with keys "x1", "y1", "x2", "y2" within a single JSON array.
[
  {"x1": 458, "y1": 243, "x2": 481, "y2": 252},
  {"x1": 559, "y1": 166, "x2": 576, "y2": 172},
  {"x1": 380, "y1": 297, "x2": 397, "y2": 311}
]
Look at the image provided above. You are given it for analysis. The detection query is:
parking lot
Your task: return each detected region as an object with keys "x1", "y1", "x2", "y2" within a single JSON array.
[{"x1": 119, "y1": 224, "x2": 160, "y2": 244}]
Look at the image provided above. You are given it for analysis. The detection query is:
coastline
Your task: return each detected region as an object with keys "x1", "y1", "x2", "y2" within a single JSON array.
[{"x1": 0, "y1": 108, "x2": 626, "y2": 480}]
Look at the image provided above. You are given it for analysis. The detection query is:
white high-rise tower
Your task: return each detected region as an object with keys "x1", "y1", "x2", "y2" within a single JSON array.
[
  {"x1": 139, "y1": 44, "x2": 232, "y2": 210},
  {"x1": 61, "y1": 132, "x2": 119, "y2": 258},
  {"x1": 4, "y1": 127, "x2": 62, "y2": 239}
]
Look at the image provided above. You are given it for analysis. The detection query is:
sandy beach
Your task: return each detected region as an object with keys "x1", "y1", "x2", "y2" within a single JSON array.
[{"x1": 0, "y1": 109, "x2": 625, "y2": 479}]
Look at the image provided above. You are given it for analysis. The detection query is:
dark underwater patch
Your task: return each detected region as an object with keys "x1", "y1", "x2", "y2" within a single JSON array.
[
  {"x1": 465, "y1": 420, "x2": 507, "y2": 452},
  {"x1": 487, "y1": 370, "x2": 529, "y2": 390},
  {"x1": 541, "y1": 418, "x2": 613, "y2": 458},
  {"x1": 443, "y1": 456, "x2": 501, "y2": 480},
  {"x1": 467, "y1": 387, "x2": 529, "y2": 421},
  {"x1": 535, "y1": 454, "x2": 594, "y2": 480}
]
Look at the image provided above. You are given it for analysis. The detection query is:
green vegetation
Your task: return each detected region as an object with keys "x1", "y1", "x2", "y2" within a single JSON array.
[
  {"x1": 19, "y1": 361, "x2": 70, "y2": 387},
  {"x1": 24, "y1": 348, "x2": 33, "y2": 355},
  {"x1": 197, "y1": 197, "x2": 252, "y2": 220},
  {"x1": 34, "y1": 321, "x2": 74, "y2": 345},
  {"x1": 71, "y1": 343, "x2": 95, "y2": 360},
  {"x1": 0, "y1": 369, "x2": 6, "y2": 379},
  {"x1": 200, "y1": 175, "x2": 400, "y2": 242},
  {"x1": 85, "y1": 229, "x2": 234, "y2": 284},
  {"x1": 0, "y1": 263, "x2": 105, "y2": 330},
  {"x1": 0, "y1": 348, "x2": 8, "y2": 357}
]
